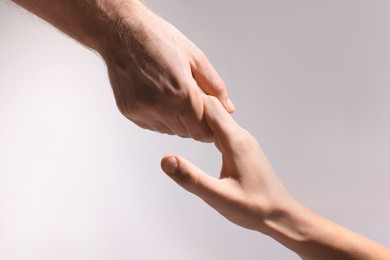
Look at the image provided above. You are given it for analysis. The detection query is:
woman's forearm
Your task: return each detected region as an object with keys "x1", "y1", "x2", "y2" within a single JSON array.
[{"x1": 264, "y1": 201, "x2": 390, "y2": 260}]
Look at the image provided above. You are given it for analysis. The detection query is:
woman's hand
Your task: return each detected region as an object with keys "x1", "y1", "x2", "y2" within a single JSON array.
[
  {"x1": 161, "y1": 96, "x2": 390, "y2": 260},
  {"x1": 161, "y1": 96, "x2": 293, "y2": 232}
]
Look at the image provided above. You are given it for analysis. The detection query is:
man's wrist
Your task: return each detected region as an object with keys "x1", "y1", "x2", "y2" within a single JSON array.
[
  {"x1": 89, "y1": 0, "x2": 141, "y2": 55},
  {"x1": 11, "y1": 0, "x2": 145, "y2": 57},
  {"x1": 95, "y1": 0, "x2": 153, "y2": 63}
]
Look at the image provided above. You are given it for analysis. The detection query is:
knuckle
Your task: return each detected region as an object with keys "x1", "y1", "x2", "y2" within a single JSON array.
[
  {"x1": 192, "y1": 50, "x2": 210, "y2": 70},
  {"x1": 132, "y1": 119, "x2": 149, "y2": 129},
  {"x1": 168, "y1": 87, "x2": 192, "y2": 115},
  {"x1": 195, "y1": 50, "x2": 208, "y2": 64},
  {"x1": 116, "y1": 103, "x2": 129, "y2": 117},
  {"x1": 173, "y1": 85, "x2": 190, "y2": 102},
  {"x1": 118, "y1": 101, "x2": 141, "y2": 118}
]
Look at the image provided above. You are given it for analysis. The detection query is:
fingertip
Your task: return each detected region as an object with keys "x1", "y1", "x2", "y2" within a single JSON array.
[
  {"x1": 161, "y1": 155, "x2": 178, "y2": 175},
  {"x1": 226, "y1": 98, "x2": 236, "y2": 113},
  {"x1": 218, "y1": 96, "x2": 236, "y2": 114},
  {"x1": 161, "y1": 154, "x2": 224, "y2": 201}
]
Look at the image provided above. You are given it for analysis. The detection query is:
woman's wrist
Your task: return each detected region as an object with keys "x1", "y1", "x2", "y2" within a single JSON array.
[
  {"x1": 261, "y1": 198, "x2": 390, "y2": 259},
  {"x1": 261, "y1": 199, "x2": 310, "y2": 244},
  {"x1": 261, "y1": 199, "x2": 327, "y2": 259}
]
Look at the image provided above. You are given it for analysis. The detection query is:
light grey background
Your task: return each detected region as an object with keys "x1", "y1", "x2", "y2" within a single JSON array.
[{"x1": 1, "y1": 1, "x2": 390, "y2": 259}]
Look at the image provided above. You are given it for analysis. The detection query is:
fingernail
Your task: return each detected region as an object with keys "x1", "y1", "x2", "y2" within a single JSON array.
[
  {"x1": 227, "y1": 98, "x2": 236, "y2": 112},
  {"x1": 163, "y1": 156, "x2": 178, "y2": 174}
]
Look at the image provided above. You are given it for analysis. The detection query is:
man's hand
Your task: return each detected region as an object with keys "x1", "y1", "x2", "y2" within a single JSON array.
[
  {"x1": 102, "y1": 2, "x2": 235, "y2": 142},
  {"x1": 11, "y1": 0, "x2": 235, "y2": 142}
]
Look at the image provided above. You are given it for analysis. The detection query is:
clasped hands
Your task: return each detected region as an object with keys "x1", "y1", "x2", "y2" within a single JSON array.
[
  {"x1": 9, "y1": 0, "x2": 390, "y2": 258},
  {"x1": 98, "y1": 8, "x2": 390, "y2": 258},
  {"x1": 100, "y1": 4, "x2": 294, "y2": 233}
]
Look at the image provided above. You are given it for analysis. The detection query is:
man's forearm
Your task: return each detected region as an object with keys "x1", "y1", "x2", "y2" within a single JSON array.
[
  {"x1": 264, "y1": 202, "x2": 390, "y2": 259},
  {"x1": 11, "y1": 0, "x2": 145, "y2": 55}
]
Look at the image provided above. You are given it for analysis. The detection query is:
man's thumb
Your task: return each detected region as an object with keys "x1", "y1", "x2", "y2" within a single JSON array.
[{"x1": 161, "y1": 155, "x2": 221, "y2": 198}]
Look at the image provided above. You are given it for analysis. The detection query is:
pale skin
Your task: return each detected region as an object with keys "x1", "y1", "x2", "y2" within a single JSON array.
[
  {"x1": 10, "y1": 0, "x2": 235, "y2": 142},
  {"x1": 9, "y1": 0, "x2": 390, "y2": 258},
  {"x1": 161, "y1": 96, "x2": 390, "y2": 259}
]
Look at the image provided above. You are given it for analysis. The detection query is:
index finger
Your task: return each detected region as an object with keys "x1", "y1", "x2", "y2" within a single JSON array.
[{"x1": 204, "y1": 95, "x2": 242, "y2": 142}]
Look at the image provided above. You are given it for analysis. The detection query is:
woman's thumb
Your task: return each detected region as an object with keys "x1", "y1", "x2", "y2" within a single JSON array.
[{"x1": 161, "y1": 155, "x2": 221, "y2": 198}]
